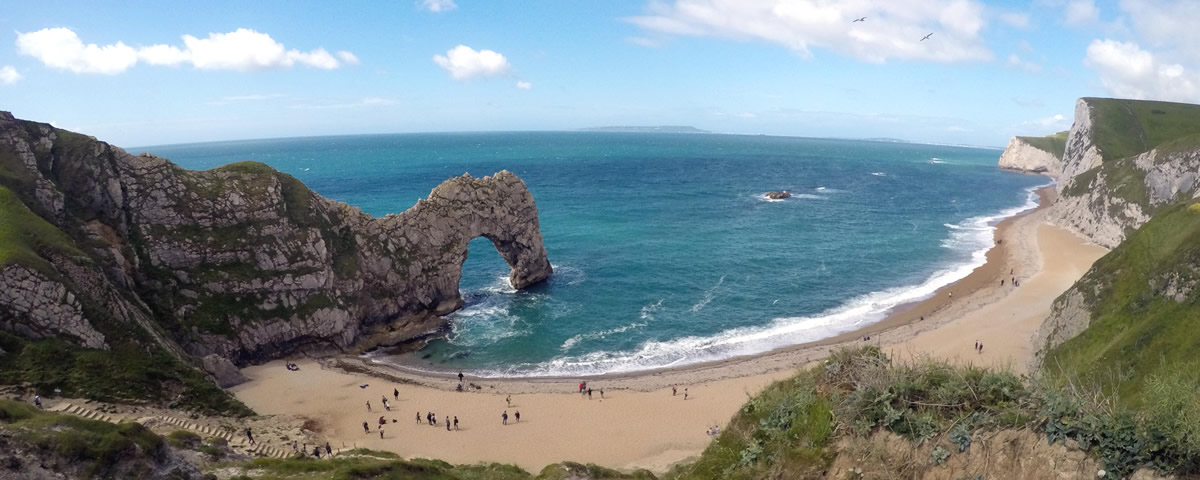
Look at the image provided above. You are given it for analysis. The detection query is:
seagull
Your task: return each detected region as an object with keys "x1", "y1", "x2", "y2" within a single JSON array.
[
  {"x1": 920, "y1": 32, "x2": 933, "y2": 41},
  {"x1": 852, "y1": 16, "x2": 867, "y2": 23}
]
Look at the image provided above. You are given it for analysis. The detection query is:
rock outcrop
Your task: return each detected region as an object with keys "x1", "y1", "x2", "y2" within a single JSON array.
[
  {"x1": 765, "y1": 191, "x2": 791, "y2": 200},
  {"x1": 0, "y1": 111, "x2": 551, "y2": 368},
  {"x1": 997, "y1": 135, "x2": 1063, "y2": 177}
]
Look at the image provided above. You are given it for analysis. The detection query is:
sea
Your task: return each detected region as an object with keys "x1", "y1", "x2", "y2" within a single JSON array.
[{"x1": 144, "y1": 132, "x2": 1047, "y2": 378}]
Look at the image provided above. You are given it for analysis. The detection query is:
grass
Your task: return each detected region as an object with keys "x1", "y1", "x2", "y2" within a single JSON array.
[
  {"x1": 0, "y1": 331, "x2": 253, "y2": 416},
  {"x1": 1084, "y1": 97, "x2": 1200, "y2": 162},
  {"x1": 0, "y1": 185, "x2": 85, "y2": 274},
  {"x1": 0, "y1": 399, "x2": 166, "y2": 478},
  {"x1": 1044, "y1": 200, "x2": 1200, "y2": 407},
  {"x1": 228, "y1": 455, "x2": 652, "y2": 480},
  {"x1": 1017, "y1": 130, "x2": 1068, "y2": 159}
]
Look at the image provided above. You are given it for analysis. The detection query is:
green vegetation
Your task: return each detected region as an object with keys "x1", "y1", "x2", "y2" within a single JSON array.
[
  {"x1": 0, "y1": 399, "x2": 166, "y2": 478},
  {"x1": 1044, "y1": 201, "x2": 1200, "y2": 407},
  {"x1": 0, "y1": 332, "x2": 252, "y2": 416},
  {"x1": 1084, "y1": 97, "x2": 1200, "y2": 162},
  {"x1": 1017, "y1": 130, "x2": 1068, "y2": 159},
  {"x1": 0, "y1": 185, "x2": 86, "y2": 274},
  {"x1": 659, "y1": 346, "x2": 1200, "y2": 479},
  {"x1": 224, "y1": 456, "x2": 653, "y2": 480}
]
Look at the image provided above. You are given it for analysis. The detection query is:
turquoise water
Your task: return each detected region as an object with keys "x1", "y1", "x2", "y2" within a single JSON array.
[{"x1": 145, "y1": 133, "x2": 1046, "y2": 377}]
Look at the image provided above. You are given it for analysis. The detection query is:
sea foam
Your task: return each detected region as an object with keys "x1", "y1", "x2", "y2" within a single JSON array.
[{"x1": 417, "y1": 183, "x2": 1048, "y2": 378}]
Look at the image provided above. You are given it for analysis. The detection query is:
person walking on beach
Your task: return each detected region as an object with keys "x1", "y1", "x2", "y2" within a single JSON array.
[
  {"x1": 587, "y1": 388, "x2": 593, "y2": 399},
  {"x1": 506, "y1": 394, "x2": 512, "y2": 407},
  {"x1": 672, "y1": 385, "x2": 677, "y2": 396},
  {"x1": 684, "y1": 388, "x2": 689, "y2": 400},
  {"x1": 453, "y1": 416, "x2": 459, "y2": 430},
  {"x1": 325, "y1": 442, "x2": 332, "y2": 456},
  {"x1": 380, "y1": 428, "x2": 384, "y2": 439},
  {"x1": 515, "y1": 411, "x2": 520, "y2": 423},
  {"x1": 362, "y1": 421, "x2": 369, "y2": 433},
  {"x1": 502, "y1": 411, "x2": 509, "y2": 425},
  {"x1": 246, "y1": 427, "x2": 256, "y2": 445},
  {"x1": 366, "y1": 400, "x2": 371, "y2": 412},
  {"x1": 600, "y1": 388, "x2": 605, "y2": 399},
  {"x1": 458, "y1": 371, "x2": 464, "y2": 383},
  {"x1": 979, "y1": 343, "x2": 984, "y2": 354},
  {"x1": 431, "y1": 413, "x2": 437, "y2": 426},
  {"x1": 446, "y1": 417, "x2": 451, "y2": 431},
  {"x1": 393, "y1": 388, "x2": 399, "y2": 401},
  {"x1": 313, "y1": 446, "x2": 322, "y2": 459}
]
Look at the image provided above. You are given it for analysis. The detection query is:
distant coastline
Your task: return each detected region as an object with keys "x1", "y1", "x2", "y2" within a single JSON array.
[{"x1": 577, "y1": 125, "x2": 711, "y2": 133}]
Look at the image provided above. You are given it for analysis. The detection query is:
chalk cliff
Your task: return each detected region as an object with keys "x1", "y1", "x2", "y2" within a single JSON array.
[
  {"x1": 998, "y1": 133, "x2": 1065, "y2": 177},
  {"x1": 1011, "y1": 98, "x2": 1200, "y2": 361},
  {"x1": 0, "y1": 112, "x2": 552, "y2": 373}
]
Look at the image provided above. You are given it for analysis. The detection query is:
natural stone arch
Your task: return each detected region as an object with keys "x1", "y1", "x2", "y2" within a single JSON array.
[{"x1": 380, "y1": 170, "x2": 553, "y2": 314}]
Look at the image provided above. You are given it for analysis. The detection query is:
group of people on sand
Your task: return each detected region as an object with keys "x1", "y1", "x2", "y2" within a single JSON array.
[
  {"x1": 671, "y1": 385, "x2": 689, "y2": 400},
  {"x1": 577, "y1": 382, "x2": 605, "y2": 399},
  {"x1": 974, "y1": 340, "x2": 985, "y2": 354}
]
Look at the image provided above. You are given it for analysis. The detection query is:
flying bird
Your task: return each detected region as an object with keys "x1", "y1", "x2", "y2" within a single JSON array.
[
  {"x1": 920, "y1": 32, "x2": 933, "y2": 41},
  {"x1": 852, "y1": 16, "x2": 866, "y2": 22}
]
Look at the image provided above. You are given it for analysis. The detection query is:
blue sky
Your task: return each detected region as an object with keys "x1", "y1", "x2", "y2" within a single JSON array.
[{"x1": 1, "y1": 0, "x2": 1197, "y2": 147}]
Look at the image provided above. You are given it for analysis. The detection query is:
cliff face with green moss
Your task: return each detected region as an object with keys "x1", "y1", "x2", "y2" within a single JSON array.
[
  {"x1": 1045, "y1": 98, "x2": 1200, "y2": 248},
  {"x1": 0, "y1": 112, "x2": 550, "y2": 406},
  {"x1": 1009, "y1": 98, "x2": 1200, "y2": 409}
]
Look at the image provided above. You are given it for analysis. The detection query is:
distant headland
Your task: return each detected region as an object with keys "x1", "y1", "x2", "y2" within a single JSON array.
[{"x1": 577, "y1": 125, "x2": 711, "y2": 134}]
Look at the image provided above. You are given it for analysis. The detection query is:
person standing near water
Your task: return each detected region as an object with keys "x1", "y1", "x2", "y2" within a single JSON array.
[
  {"x1": 453, "y1": 416, "x2": 459, "y2": 430},
  {"x1": 672, "y1": 385, "x2": 677, "y2": 396},
  {"x1": 684, "y1": 388, "x2": 689, "y2": 400},
  {"x1": 458, "y1": 371, "x2": 464, "y2": 383},
  {"x1": 515, "y1": 411, "x2": 520, "y2": 423},
  {"x1": 502, "y1": 411, "x2": 509, "y2": 425},
  {"x1": 393, "y1": 388, "x2": 399, "y2": 400},
  {"x1": 362, "y1": 421, "x2": 369, "y2": 433},
  {"x1": 366, "y1": 400, "x2": 371, "y2": 412},
  {"x1": 506, "y1": 394, "x2": 512, "y2": 407}
]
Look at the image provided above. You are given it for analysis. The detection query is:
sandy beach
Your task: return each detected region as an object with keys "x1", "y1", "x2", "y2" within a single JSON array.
[{"x1": 231, "y1": 187, "x2": 1110, "y2": 473}]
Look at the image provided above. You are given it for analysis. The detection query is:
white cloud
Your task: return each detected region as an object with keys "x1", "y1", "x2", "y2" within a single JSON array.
[
  {"x1": 1024, "y1": 113, "x2": 1067, "y2": 128},
  {"x1": 1084, "y1": 39, "x2": 1197, "y2": 102},
  {"x1": 17, "y1": 27, "x2": 354, "y2": 74},
  {"x1": 735, "y1": 112, "x2": 757, "y2": 119},
  {"x1": 1006, "y1": 53, "x2": 1042, "y2": 72},
  {"x1": 208, "y1": 93, "x2": 284, "y2": 105},
  {"x1": 420, "y1": 0, "x2": 458, "y2": 12},
  {"x1": 0, "y1": 66, "x2": 20, "y2": 85},
  {"x1": 433, "y1": 45, "x2": 511, "y2": 79},
  {"x1": 1119, "y1": 0, "x2": 1200, "y2": 64},
  {"x1": 16, "y1": 28, "x2": 138, "y2": 74},
  {"x1": 626, "y1": 0, "x2": 993, "y2": 63},
  {"x1": 1065, "y1": 0, "x2": 1099, "y2": 26},
  {"x1": 627, "y1": 36, "x2": 665, "y2": 48},
  {"x1": 998, "y1": 12, "x2": 1031, "y2": 29},
  {"x1": 516, "y1": 81, "x2": 532, "y2": 90},
  {"x1": 337, "y1": 51, "x2": 360, "y2": 65},
  {"x1": 291, "y1": 97, "x2": 396, "y2": 109}
]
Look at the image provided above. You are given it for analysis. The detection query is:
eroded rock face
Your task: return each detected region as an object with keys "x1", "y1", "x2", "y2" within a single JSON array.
[
  {"x1": 0, "y1": 265, "x2": 106, "y2": 349},
  {"x1": 0, "y1": 111, "x2": 551, "y2": 365},
  {"x1": 1059, "y1": 98, "x2": 1104, "y2": 186},
  {"x1": 997, "y1": 136, "x2": 1061, "y2": 177},
  {"x1": 764, "y1": 191, "x2": 791, "y2": 200}
]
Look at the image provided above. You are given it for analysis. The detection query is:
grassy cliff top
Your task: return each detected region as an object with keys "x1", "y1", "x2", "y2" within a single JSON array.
[
  {"x1": 1044, "y1": 200, "x2": 1200, "y2": 406},
  {"x1": 1083, "y1": 97, "x2": 1200, "y2": 162},
  {"x1": 1016, "y1": 131, "x2": 1068, "y2": 159}
]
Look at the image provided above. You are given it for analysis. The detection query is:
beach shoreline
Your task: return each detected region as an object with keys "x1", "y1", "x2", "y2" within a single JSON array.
[
  {"x1": 337, "y1": 186, "x2": 1058, "y2": 389},
  {"x1": 230, "y1": 185, "x2": 1111, "y2": 473}
]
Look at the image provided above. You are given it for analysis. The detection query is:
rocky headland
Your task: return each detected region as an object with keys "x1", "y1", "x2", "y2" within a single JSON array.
[{"x1": 0, "y1": 111, "x2": 550, "y2": 397}]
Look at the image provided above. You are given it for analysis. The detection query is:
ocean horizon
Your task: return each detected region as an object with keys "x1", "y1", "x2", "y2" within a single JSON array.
[{"x1": 147, "y1": 131, "x2": 1047, "y2": 378}]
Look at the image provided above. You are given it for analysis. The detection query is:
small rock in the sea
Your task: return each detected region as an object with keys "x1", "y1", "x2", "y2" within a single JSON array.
[
  {"x1": 421, "y1": 352, "x2": 433, "y2": 359},
  {"x1": 765, "y1": 191, "x2": 792, "y2": 200}
]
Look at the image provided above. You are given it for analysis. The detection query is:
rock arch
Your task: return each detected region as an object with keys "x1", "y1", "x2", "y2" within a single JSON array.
[{"x1": 381, "y1": 170, "x2": 553, "y2": 314}]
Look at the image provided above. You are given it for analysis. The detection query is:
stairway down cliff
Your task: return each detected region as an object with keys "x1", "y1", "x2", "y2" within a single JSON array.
[{"x1": 0, "y1": 111, "x2": 552, "y2": 376}]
